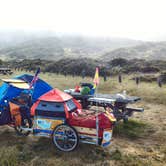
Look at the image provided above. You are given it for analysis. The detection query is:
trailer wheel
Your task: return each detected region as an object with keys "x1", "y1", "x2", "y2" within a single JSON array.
[
  {"x1": 52, "y1": 124, "x2": 79, "y2": 152},
  {"x1": 14, "y1": 118, "x2": 32, "y2": 136}
]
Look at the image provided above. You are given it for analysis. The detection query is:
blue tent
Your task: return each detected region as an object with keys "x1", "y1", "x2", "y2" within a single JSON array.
[{"x1": 0, "y1": 74, "x2": 53, "y2": 125}]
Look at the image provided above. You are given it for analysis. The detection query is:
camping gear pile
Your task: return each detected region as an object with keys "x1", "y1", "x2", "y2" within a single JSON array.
[
  {"x1": 0, "y1": 68, "x2": 144, "y2": 152},
  {"x1": 65, "y1": 83, "x2": 144, "y2": 122},
  {"x1": 0, "y1": 74, "x2": 52, "y2": 134},
  {"x1": 65, "y1": 68, "x2": 144, "y2": 123},
  {"x1": 0, "y1": 73, "x2": 115, "y2": 151}
]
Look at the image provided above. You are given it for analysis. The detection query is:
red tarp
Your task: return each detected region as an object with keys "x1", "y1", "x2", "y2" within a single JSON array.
[
  {"x1": 31, "y1": 89, "x2": 73, "y2": 116},
  {"x1": 39, "y1": 89, "x2": 72, "y2": 102}
]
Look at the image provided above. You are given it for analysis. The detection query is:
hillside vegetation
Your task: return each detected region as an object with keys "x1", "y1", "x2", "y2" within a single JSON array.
[
  {"x1": 1, "y1": 33, "x2": 166, "y2": 61},
  {"x1": 4, "y1": 58, "x2": 166, "y2": 77},
  {"x1": 103, "y1": 41, "x2": 166, "y2": 61},
  {"x1": 0, "y1": 35, "x2": 141, "y2": 61}
]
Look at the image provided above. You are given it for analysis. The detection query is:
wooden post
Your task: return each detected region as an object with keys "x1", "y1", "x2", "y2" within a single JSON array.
[
  {"x1": 103, "y1": 75, "x2": 107, "y2": 82},
  {"x1": 136, "y1": 77, "x2": 140, "y2": 85},
  {"x1": 72, "y1": 72, "x2": 75, "y2": 78},
  {"x1": 118, "y1": 74, "x2": 122, "y2": 83},
  {"x1": 64, "y1": 71, "x2": 67, "y2": 77},
  {"x1": 81, "y1": 70, "x2": 85, "y2": 79},
  {"x1": 157, "y1": 77, "x2": 162, "y2": 87}
]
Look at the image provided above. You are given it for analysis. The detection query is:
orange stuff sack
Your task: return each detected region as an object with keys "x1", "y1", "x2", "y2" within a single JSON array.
[{"x1": 9, "y1": 102, "x2": 21, "y2": 126}]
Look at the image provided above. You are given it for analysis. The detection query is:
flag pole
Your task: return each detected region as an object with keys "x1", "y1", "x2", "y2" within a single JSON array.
[
  {"x1": 93, "y1": 67, "x2": 99, "y2": 145},
  {"x1": 96, "y1": 86, "x2": 99, "y2": 145},
  {"x1": 29, "y1": 67, "x2": 40, "y2": 99}
]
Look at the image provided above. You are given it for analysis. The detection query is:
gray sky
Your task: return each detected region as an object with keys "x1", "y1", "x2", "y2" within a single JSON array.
[{"x1": 0, "y1": 0, "x2": 165, "y2": 41}]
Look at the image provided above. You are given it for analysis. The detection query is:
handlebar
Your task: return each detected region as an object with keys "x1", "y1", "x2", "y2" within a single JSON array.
[{"x1": 126, "y1": 107, "x2": 144, "y2": 112}]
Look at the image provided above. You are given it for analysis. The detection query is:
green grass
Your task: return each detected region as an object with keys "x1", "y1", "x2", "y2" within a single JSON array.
[
  {"x1": 0, "y1": 71, "x2": 165, "y2": 166},
  {"x1": 113, "y1": 120, "x2": 149, "y2": 139},
  {"x1": 0, "y1": 147, "x2": 19, "y2": 166},
  {"x1": 119, "y1": 154, "x2": 152, "y2": 166},
  {"x1": 110, "y1": 148, "x2": 154, "y2": 166},
  {"x1": 110, "y1": 149, "x2": 122, "y2": 160},
  {"x1": 2, "y1": 70, "x2": 166, "y2": 105},
  {"x1": 110, "y1": 149, "x2": 152, "y2": 166}
]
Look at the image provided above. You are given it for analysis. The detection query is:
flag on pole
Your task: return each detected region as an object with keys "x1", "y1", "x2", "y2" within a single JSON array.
[
  {"x1": 29, "y1": 68, "x2": 40, "y2": 89},
  {"x1": 93, "y1": 67, "x2": 100, "y2": 145},
  {"x1": 93, "y1": 67, "x2": 99, "y2": 86}
]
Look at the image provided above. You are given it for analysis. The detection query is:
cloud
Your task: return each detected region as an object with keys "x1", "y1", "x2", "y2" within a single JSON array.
[{"x1": 0, "y1": 0, "x2": 165, "y2": 40}]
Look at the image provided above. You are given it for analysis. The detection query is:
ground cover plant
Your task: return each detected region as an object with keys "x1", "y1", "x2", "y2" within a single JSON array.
[{"x1": 0, "y1": 71, "x2": 165, "y2": 166}]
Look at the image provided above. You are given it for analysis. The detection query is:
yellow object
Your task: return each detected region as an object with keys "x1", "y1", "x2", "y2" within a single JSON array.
[
  {"x1": 93, "y1": 67, "x2": 99, "y2": 86},
  {"x1": 106, "y1": 111, "x2": 116, "y2": 122},
  {"x1": 2, "y1": 78, "x2": 25, "y2": 83},
  {"x1": 73, "y1": 126, "x2": 97, "y2": 135},
  {"x1": 51, "y1": 120, "x2": 64, "y2": 129},
  {"x1": 35, "y1": 117, "x2": 63, "y2": 130},
  {"x1": 2, "y1": 78, "x2": 30, "y2": 89},
  {"x1": 9, "y1": 82, "x2": 30, "y2": 89}
]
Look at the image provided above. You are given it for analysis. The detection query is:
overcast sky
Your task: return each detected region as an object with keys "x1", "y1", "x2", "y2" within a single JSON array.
[{"x1": 0, "y1": 0, "x2": 166, "y2": 41}]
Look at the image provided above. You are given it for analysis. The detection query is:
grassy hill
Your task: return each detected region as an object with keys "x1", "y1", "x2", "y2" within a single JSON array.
[
  {"x1": 103, "y1": 42, "x2": 166, "y2": 61},
  {"x1": 0, "y1": 35, "x2": 142, "y2": 61},
  {"x1": 2, "y1": 35, "x2": 166, "y2": 61},
  {"x1": 0, "y1": 37, "x2": 64, "y2": 61},
  {"x1": 1, "y1": 31, "x2": 166, "y2": 61}
]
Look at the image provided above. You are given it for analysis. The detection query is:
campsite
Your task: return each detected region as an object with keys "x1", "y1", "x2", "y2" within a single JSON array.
[
  {"x1": 0, "y1": 1, "x2": 166, "y2": 165},
  {"x1": 0, "y1": 70, "x2": 165, "y2": 166}
]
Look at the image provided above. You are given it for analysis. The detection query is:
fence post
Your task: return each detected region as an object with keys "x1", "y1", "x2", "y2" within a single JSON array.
[
  {"x1": 136, "y1": 77, "x2": 140, "y2": 85},
  {"x1": 81, "y1": 70, "x2": 85, "y2": 79},
  {"x1": 157, "y1": 77, "x2": 162, "y2": 87},
  {"x1": 118, "y1": 74, "x2": 122, "y2": 83}
]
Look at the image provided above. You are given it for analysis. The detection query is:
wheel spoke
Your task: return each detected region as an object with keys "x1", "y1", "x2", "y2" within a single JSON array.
[{"x1": 53, "y1": 125, "x2": 78, "y2": 152}]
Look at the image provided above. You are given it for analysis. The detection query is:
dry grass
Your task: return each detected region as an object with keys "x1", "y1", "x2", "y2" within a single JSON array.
[{"x1": 0, "y1": 71, "x2": 165, "y2": 166}]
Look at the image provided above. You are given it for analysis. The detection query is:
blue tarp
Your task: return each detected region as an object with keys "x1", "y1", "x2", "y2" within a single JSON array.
[
  {"x1": 16, "y1": 74, "x2": 53, "y2": 103},
  {"x1": 0, "y1": 74, "x2": 53, "y2": 125}
]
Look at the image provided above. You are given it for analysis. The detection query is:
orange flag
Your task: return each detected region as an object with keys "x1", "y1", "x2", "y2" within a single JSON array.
[{"x1": 93, "y1": 67, "x2": 99, "y2": 86}]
